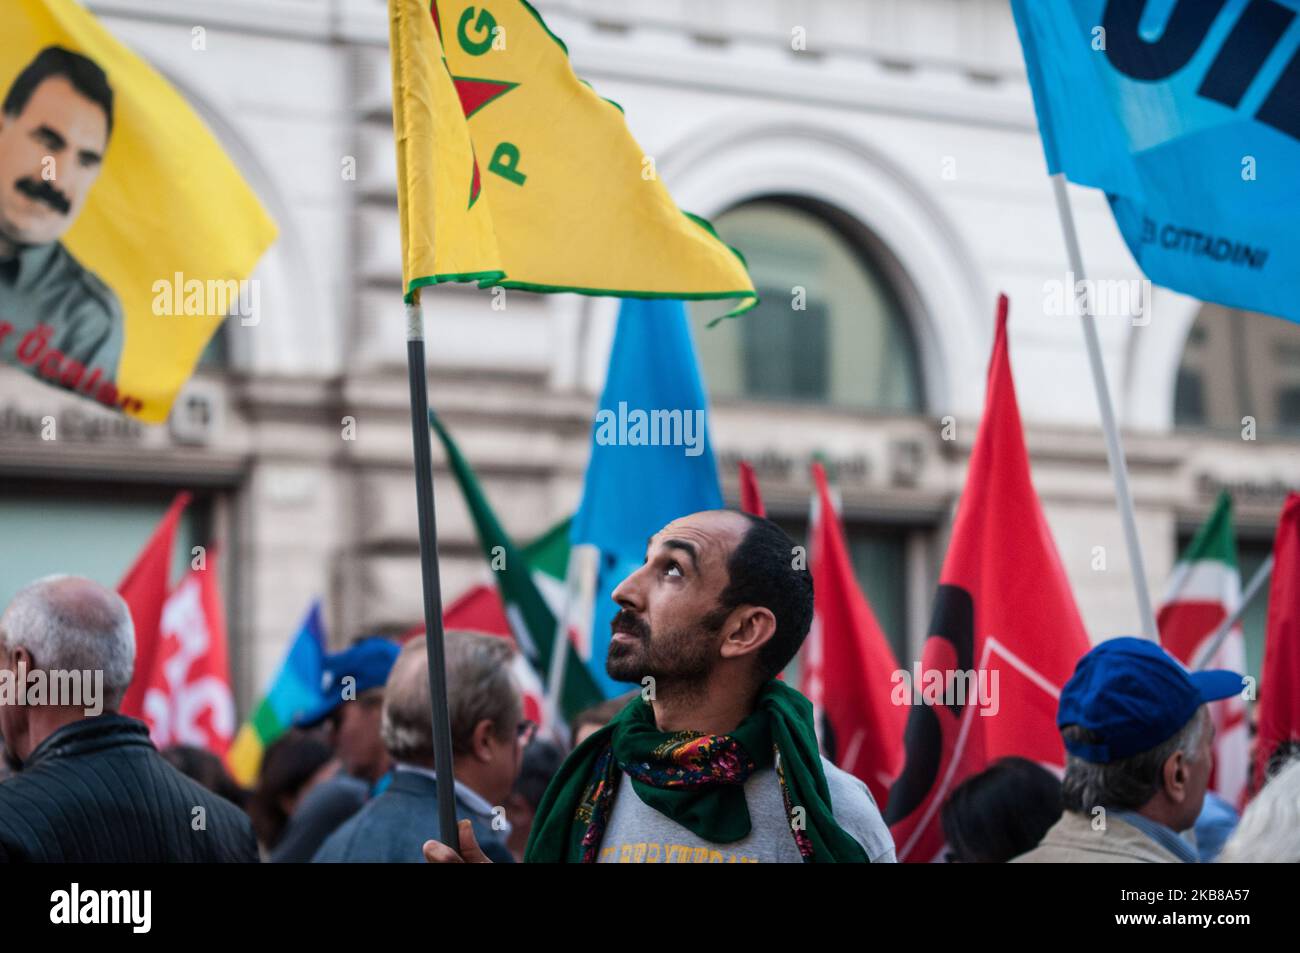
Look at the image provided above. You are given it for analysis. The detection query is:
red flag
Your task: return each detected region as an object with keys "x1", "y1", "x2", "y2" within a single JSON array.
[
  {"x1": 116, "y1": 493, "x2": 190, "y2": 717},
  {"x1": 140, "y1": 556, "x2": 236, "y2": 755},
  {"x1": 1253, "y1": 493, "x2": 1300, "y2": 792},
  {"x1": 885, "y1": 295, "x2": 1090, "y2": 862},
  {"x1": 802, "y1": 462, "x2": 906, "y2": 807},
  {"x1": 738, "y1": 460, "x2": 766, "y2": 517}
]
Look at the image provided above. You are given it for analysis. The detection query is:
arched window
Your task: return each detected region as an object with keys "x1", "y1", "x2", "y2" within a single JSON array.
[
  {"x1": 689, "y1": 197, "x2": 923, "y2": 412},
  {"x1": 1175, "y1": 304, "x2": 1300, "y2": 437}
]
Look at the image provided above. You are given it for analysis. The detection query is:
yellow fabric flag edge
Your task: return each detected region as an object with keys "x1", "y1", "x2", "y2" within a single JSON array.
[
  {"x1": 390, "y1": 0, "x2": 506, "y2": 304},
  {"x1": 473, "y1": 2, "x2": 759, "y2": 321},
  {"x1": 400, "y1": 0, "x2": 759, "y2": 321}
]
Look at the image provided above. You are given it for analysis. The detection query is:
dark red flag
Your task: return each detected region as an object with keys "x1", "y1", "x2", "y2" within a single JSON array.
[
  {"x1": 117, "y1": 493, "x2": 190, "y2": 717},
  {"x1": 885, "y1": 295, "x2": 1090, "y2": 862},
  {"x1": 1253, "y1": 492, "x2": 1300, "y2": 791},
  {"x1": 738, "y1": 460, "x2": 766, "y2": 517},
  {"x1": 801, "y1": 462, "x2": 906, "y2": 807}
]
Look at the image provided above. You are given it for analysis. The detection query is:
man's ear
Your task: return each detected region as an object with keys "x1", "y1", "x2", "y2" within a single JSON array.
[
  {"x1": 12, "y1": 645, "x2": 34, "y2": 671},
  {"x1": 469, "y1": 718, "x2": 497, "y2": 763},
  {"x1": 718, "y1": 606, "x2": 777, "y2": 662},
  {"x1": 1162, "y1": 749, "x2": 1189, "y2": 803}
]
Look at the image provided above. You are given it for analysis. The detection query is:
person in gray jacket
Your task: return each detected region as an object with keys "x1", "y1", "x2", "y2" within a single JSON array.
[{"x1": 313, "y1": 632, "x2": 523, "y2": 863}]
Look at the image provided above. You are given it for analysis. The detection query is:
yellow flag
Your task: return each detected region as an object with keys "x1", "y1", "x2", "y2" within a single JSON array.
[
  {"x1": 1, "y1": 0, "x2": 277, "y2": 422},
  {"x1": 389, "y1": 0, "x2": 755, "y2": 312}
]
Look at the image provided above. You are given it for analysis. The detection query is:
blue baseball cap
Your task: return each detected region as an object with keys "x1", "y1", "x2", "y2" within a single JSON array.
[
  {"x1": 295, "y1": 637, "x2": 401, "y2": 729},
  {"x1": 1057, "y1": 636, "x2": 1242, "y2": 764}
]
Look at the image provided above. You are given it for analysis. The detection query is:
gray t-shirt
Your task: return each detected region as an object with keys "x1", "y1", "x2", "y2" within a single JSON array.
[{"x1": 596, "y1": 756, "x2": 897, "y2": 863}]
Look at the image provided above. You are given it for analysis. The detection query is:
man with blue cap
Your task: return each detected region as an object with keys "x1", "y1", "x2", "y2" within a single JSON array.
[
  {"x1": 267, "y1": 637, "x2": 401, "y2": 862},
  {"x1": 1014, "y1": 637, "x2": 1243, "y2": 863}
]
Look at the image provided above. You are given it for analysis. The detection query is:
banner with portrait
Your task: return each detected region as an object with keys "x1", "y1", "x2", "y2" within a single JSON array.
[{"x1": 2, "y1": 0, "x2": 276, "y2": 422}]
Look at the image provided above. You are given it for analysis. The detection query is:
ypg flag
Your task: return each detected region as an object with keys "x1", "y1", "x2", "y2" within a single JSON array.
[
  {"x1": 3, "y1": 0, "x2": 277, "y2": 421},
  {"x1": 389, "y1": 0, "x2": 755, "y2": 311},
  {"x1": 885, "y1": 296, "x2": 1091, "y2": 862},
  {"x1": 1157, "y1": 492, "x2": 1249, "y2": 806}
]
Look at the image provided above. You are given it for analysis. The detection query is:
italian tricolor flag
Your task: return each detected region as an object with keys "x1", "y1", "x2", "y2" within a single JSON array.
[
  {"x1": 1157, "y1": 492, "x2": 1249, "y2": 807},
  {"x1": 427, "y1": 410, "x2": 604, "y2": 732}
]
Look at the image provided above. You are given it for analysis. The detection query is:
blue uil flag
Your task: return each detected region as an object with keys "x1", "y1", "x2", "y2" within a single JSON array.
[{"x1": 1011, "y1": 0, "x2": 1300, "y2": 323}]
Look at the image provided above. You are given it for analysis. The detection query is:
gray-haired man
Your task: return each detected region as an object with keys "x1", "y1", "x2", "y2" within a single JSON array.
[
  {"x1": 0, "y1": 575, "x2": 257, "y2": 862},
  {"x1": 1014, "y1": 636, "x2": 1242, "y2": 863},
  {"x1": 312, "y1": 631, "x2": 526, "y2": 863}
]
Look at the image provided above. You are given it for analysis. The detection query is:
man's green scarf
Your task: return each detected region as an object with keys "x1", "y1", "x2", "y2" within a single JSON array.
[{"x1": 525, "y1": 680, "x2": 869, "y2": 863}]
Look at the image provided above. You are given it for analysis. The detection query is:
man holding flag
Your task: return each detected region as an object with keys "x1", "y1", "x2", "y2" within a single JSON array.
[
  {"x1": 425, "y1": 510, "x2": 896, "y2": 863},
  {"x1": 388, "y1": 0, "x2": 756, "y2": 849}
]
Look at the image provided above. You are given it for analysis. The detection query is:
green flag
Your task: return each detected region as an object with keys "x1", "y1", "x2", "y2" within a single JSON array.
[{"x1": 429, "y1": 410, "x2": 603, "y2": 719}]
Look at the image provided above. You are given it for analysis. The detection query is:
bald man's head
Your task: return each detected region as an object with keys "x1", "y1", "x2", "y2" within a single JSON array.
[
  {"x1": 0, "y1": 575, "x2": 134, "y2": 708},
  {"x1": 608, "y1": 510, "x2": 814, "y2": 691}
]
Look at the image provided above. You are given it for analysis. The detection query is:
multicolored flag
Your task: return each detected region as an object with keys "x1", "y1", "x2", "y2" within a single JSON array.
[
  {"x1": 885, "y1": 295, "x2": 1091, "y2": 862},
  {"x1": 1254, "y1": 493, "x2": 1300, "y2": 791},
  {"x1": 226, "y1": 603, "x2": 328, "y2": 786},
  {"x1": 568, "y1": 298, "x2": 725, "y2": 696},
  {"x1": 3, "y1": 0, "x2": 277, "y2": 420},
  {"x1": 388, "y1": 0, "x2": 754, "y2": 313},
  {"x1": 1157, "y1": 492, "x2": 1249, "y2": 805},
  {"x1": 116, "y1": 492, "x2": 190, "y2": 718},
  {"x1": 1011, "y1": 0, "x2": 1300, "y2": 323},
  {"x1": 140, "y1": 557, "x2": 236, "y2": 756},
  {"x1": 429, "y1": 409, "x2": 603, "y2": 722},
  {"x1": 802, "y1": 462, "x2": 907, "y2": 808}
]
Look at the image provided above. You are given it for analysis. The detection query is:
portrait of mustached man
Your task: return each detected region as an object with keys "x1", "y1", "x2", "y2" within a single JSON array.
[{"x1": 0, "y1": 46, "x2": 123, "y2": 387}]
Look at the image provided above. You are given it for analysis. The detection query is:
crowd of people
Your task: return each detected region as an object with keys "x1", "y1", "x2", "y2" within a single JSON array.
[{"x1": 0, "y1": 510, "x2": 1296, "y2": 863}]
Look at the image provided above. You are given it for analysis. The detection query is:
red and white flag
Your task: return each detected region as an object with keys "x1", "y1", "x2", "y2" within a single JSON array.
[
  {"x1": 117, "y1": 493, "x2": 190, "y2": 718},
  {"x1": 1157, "y1": 492, "x2": 1249, "y2": 806},
  {"x1": 802, "y1": 461, "x2": 906, "y2": 808},
  {"x1": 140, "y1": 558, "x2": 237, "y2": 755},
  {"x1": 885, "y1": 295, "x2": 1091, "y2": 862}
]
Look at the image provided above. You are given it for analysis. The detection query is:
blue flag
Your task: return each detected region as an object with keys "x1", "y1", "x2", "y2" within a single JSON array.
[
  {"x1": 1011, "y1": 0, "x2": 1300, "y2": 323},
  {"x1": 569, "y1": 298, "x2": 724, "y2": 696}
]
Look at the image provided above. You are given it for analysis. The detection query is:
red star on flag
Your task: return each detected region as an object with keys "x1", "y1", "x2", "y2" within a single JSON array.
[{"x1": 430, "y1": 3, "x2": 517, "y2": 208}]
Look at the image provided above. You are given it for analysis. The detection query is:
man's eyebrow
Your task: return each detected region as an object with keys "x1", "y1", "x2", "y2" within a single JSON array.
[
  {"x1": 661, "y1": 538, "x2": 699, "y2": 571},
  {"x1": 32, "y1": 125, "x2": 67, "y2": 150}
]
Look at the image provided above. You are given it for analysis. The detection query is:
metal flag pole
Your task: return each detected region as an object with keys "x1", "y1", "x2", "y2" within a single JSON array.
[
  {"x1": 1193, "y1": 555, "x2": 1274, "y2": 671},
  {"x1": 1050, "y1": 173, "x2": 1160, "y2": 641},
  {"x1": 405, "y1": 295, "x2": 460, "y2": 851}
]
